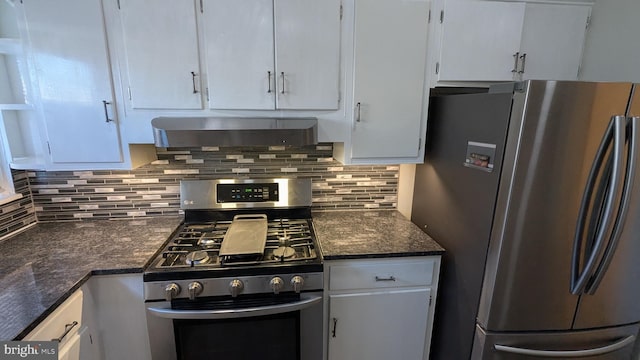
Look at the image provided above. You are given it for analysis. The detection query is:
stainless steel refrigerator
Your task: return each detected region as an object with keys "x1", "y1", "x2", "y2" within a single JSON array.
[{"x1": 411, "y1": 80, "x2": 640, "y2": 360}]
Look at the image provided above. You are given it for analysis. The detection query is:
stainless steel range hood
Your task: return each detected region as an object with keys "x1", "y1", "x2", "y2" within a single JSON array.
[{"x1": 151, "y1": 117, "x2": 318, "y2": 147}]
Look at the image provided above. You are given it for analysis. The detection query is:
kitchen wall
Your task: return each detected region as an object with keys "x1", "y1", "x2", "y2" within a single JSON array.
[
  {"x1": 580, "y1": 0, "x2": 640, "y2": 82},
  {"x1": 27, "y1": 143, "x2": 399, "y2": 222},
  {"x1": 0, "y1": 170, "x2": 36, "y2": 238}
]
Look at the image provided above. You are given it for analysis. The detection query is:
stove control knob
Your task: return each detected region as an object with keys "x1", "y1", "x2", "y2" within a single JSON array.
[
  {"x1": 187, "y1": 281, "x2": 203, "y2": 300},
  {"x1": 229, "y1": 279, "x2": 244, "y2": 298},
  {"x1": 165, "y1": 283, "x2": 181, "y2": 301},
  {"x1": 291, "y1": 276, "x2": 305, "y2": 293},
  {"x1": 270, "y1": 277, "x2": 284, "y2": 294}
]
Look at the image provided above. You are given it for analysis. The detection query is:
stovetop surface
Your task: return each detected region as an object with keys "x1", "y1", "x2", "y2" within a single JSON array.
[{"x1": 144, "y1": 212, "x2": 323, "y2": 282}]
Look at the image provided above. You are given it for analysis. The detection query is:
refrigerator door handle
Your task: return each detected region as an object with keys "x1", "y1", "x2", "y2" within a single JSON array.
[
  {"x1": 570, "y1": 116, "x2": 626, "y2": 295},
  {"x1": 494, "y1": 335, "x2": 635, "y2": 358},
  {"x1": 586, "y1": 116, "x2": 639, "y2": 294}
]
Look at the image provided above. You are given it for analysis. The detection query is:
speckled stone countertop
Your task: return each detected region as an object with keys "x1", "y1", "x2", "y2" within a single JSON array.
[
  {"x1": 0, "y1": 217, "x2": 181, "y2": 341},
  {"x1": 312, "y1": 210, "x2": 444, "y2": 260}
]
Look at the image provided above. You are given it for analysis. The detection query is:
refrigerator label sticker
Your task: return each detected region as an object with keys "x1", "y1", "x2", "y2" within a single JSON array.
[{"x1": 464, "y1": 141, "x2": 496, "y2": 172}]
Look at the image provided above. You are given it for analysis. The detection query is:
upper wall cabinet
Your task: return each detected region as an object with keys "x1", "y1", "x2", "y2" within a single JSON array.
[
  {"x1": 431, "y1": 0, "x2": 591, "y2": 84},
  {"x1": 22, "y1": 0, "x2": 124, "y2": 164},
  {"x1": 203, "y1": 0, "x2": 341, "y2": 110},
  {"x1": 118, "y1": 0, "x2": 203, "y2": 110},
  {"x1": 518, "y1": 3, "x2": 591, "y2": 81},
  {"x1": 334, "y1": 0, "x2": 430, "y2": 164},
  {"x1": 1, "y1": 0, "x2": 157, "y2": 171}
]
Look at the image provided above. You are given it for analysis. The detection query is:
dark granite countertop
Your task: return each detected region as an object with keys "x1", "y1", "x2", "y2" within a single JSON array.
[
  {"x1": 0, "y1": 210, "x2": 442, "y2": 340},
  {"x1": 312, "y1": 210, "x2": 445, "y2": 260},
  {"x1": 0, "y1": 217, "x2": 182, "y2": 341}
]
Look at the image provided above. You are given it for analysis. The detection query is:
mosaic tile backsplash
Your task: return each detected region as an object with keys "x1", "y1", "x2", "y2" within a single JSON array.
[
  {"x1": 0, "y1": 170, "x2": 36, "y2": 237},
  {"x1": 28, "y1": 144, "x2": 399, "y2": 222}
]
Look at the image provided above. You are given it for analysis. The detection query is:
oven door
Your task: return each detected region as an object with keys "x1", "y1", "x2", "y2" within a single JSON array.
[{"x1": 145, "y1": 292, "x2": 323, "y2": 360}]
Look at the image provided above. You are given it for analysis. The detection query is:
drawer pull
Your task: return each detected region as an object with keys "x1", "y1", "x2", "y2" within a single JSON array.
[
  {"x1": 332, "y1": 317, "x2": 338, "y2": 338},
  {"x1": 51, "y1": 321, "x2": 78, "y2": 342},
  {"x1": 375, "y1": 276, "x2": 396, "y2": 282}
]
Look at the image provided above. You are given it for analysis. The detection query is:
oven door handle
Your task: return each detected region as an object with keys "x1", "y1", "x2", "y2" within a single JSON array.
[{"x1": 147, "y1": 294, "x2": 322, "y2": 320}]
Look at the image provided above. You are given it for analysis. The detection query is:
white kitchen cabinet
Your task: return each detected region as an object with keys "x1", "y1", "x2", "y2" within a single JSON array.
[
  {"x1": 272, "y1": 0, "x2": 341, "y2": 110},
  {"x1": 24, "y1": 287, "x2": 103, "y2": 360},
  {"x1": 87, "y1": 274, "x2": 152, "y2": 360},
  {"x1": 519, "y1": 3, "x2": 591, "y2": 81},
  {"x1": 11, "y1": 0, "x2": 158, "y2": 170},
  {"x1": 437, "y1": 1, "x2": 524, "y2": 82},
  {"x1": 203, "y1": 0, "x2": 341, "y2": 110},
  {"x1": 432, "y1": 0, "x2": 591, "y2": 84},
  {"x1": 118, "y1": 0, "x2": 203, "y2": 110},
  {"x1": 22, "y1": 0, "x2": 123, "y2": 164},
  {"x1": 202, "y1": 0, "x2": 274, "y2": 110},
  {"x1": 334, "y1": 0, "x2": 430, "y2": 164},
  {"x1": 325, "y1": 257, "x2": 441, "y2": 360}
]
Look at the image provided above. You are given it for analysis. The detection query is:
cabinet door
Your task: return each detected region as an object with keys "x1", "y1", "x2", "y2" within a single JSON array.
[
  {"x1": 328, "y1": 289, "x2": 431, "y2": 360},
  {"x1": 203, "y1": 0, "x2": 275, "y2": 110},
  {"x1": 119, "y1": 0, "x2": 202, "y2": 109},
  {"x1": 58, "y1": 328, "x2": 82, "y2": 360},
  {"x1": 350, "y1": 0, "x2": 428, "y2": 159},
  {"x1": 274, "y1": 0, "x2": 341, "y2": 110},
  {"x1": 438, "y1": 1, "x2": 525, "y2": 82},
  {"x1": 22, "y1": 0, "x2": 122, "y2": 163},
  {"x1": 519, "y1": 4, "x2": 590, "y2": 81}
]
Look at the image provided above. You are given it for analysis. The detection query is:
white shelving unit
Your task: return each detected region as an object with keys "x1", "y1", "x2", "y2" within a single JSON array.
[{"x1": 0, "y1": 0, "x2": 46, "y2": 170}]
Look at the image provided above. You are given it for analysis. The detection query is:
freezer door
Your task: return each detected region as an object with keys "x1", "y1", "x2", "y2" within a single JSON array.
[
  {"x1": 471, "y1": 323, "x2": 639, "y2": 360},
  {"x1": 573, "y1": 85, "x2": 640, "y2": 329},
  {"x1": 478, "y1": 81, "x2": 634, "y2": 331},
  {"x1": 411, "y1": 91, "x2": 513, "y2": 360}
]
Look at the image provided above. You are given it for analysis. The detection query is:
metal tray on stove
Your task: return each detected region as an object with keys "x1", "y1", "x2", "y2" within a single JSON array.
[{"x1": 219, "y1": 214, "x2": 268, "y2": 256}]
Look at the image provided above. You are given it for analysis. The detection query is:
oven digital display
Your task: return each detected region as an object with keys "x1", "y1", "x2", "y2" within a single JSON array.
[{"x1": 216, "y1": 183, "x2": 279, "y2": 203}]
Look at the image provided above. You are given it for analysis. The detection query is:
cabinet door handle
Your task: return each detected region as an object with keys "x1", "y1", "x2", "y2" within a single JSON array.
[
  {"x1": 102, "y1": 100, "x2": 114, "y2": 123},
  {"x1": 280, "y1": 72, "x2": 285, "y2": 94},
  {"x1": 375, "y1": 275, "x2": 396, "y2": 282},
  {"x1": 51, "y1": 321, "x2": 78, "y2": 342},
  {"x1": 356, "y1": 102, "x2": 361, "y2": 122},
  {"x1": 511, "y1": 52, "x2": 519, "y2": 73},
  {"x1": 191, "y1": 71, "x2": 199, "y2": 94},
  {"x1": 518, "y1": 53, "x2": 527, "y2": 74},
  {"x1": 332, "y1": 317, "x2": 338, "y2": 338},
  {"x1": 267, "y1": 71, "x2": 272, "y2": 93}
]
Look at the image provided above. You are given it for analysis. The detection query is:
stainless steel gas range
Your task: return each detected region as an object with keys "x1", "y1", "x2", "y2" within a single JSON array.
[{"x1": 144, "y1": 178, "x2": 323, "y2": 360}]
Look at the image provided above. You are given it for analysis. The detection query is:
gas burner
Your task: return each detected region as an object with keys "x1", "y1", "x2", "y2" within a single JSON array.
[
  {"x1": 278, "y1": 230, "x2": 291, "y2": 247},
  {"x1": 197, "y1": 232, "x2": 223, "y2": 248},
  {"x1": 185, "y1": 250, "x2": 211, "y2": 265},
  {"x1": 273, "y1": 246, "x2": 297, "y2": 260}
]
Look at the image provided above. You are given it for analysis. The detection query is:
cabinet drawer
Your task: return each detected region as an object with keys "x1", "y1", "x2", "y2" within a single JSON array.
[
  {"x1": 24, "y1": 289, "x2": 83, "y2": 344},
  {"x1": 329, "y1": 259, "x2": 434, "y2": 291}
]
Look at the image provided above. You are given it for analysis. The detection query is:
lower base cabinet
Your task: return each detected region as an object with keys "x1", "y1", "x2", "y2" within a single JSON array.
[
  {"x1": 23, "y1": 285, "x2": 102, "y2": 360},
  {"x1": 22, "y1": 273, "x2": 150, "y2": 360},
  {"x1": 86, "y1": 273, "x2": 152, "y2": 360},
  {"x1": 325, "y1": 256, "x2": 441, "y2": 360}
]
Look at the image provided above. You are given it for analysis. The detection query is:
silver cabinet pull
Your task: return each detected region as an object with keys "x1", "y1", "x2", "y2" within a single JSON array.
[
  {"x1": 356, "y1": 102, "x2": 361, "y2": 122},
  {"x1": 51, "y1": 321, "x2": 78, "y2": 342},
  {"x1": 331, "y1": 318, "x2": 338, "y2": 338},
  {"x1": 267, "y1": 71, "x2": 272, "y2": 93},
  {"x1": 511, "y1": 52, "x2": 519, "y2": 73},
  {"x1": 375, "y1": 275, "x2": 396, "y2": 282},
  {"x1": 518, "y1": 53, "x2": 527, "y2": 74},
  {"x1": 102, "y1": 100, "x2": 114, "y2": 123},
  {"x1": 191, "y1": 71, "x2": 199, "y2": 94},
  {"x1": 280, "y1": 72, "x2": 285, "y2": 94}
]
